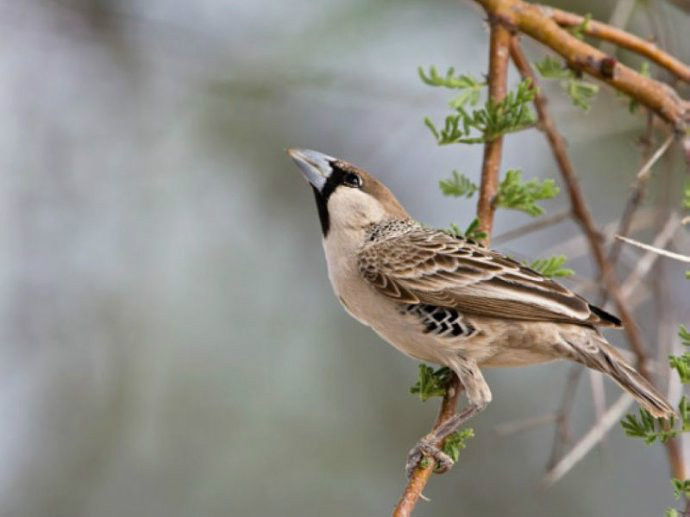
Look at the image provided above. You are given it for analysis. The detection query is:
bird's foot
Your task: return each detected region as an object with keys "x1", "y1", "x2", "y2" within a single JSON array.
[{"x1": 405, "y1": 435, "x2": 454, "y2": 478}]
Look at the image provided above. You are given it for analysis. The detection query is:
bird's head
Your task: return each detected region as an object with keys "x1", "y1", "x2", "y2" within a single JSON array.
[{"x1": 287, "y1": 148, "x2": 409, "y2": 238}]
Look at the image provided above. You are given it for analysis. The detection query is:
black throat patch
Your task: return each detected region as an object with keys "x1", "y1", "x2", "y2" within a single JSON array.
[{"x1": 312, "y1": 166, "x2": 347, "y2": 237}]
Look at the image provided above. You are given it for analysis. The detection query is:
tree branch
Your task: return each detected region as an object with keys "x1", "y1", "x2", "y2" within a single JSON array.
[
  {"x1": 510, "y1": 35, "x2": 685, "y2": 482},
  {"x1": 392, "y1": 377, "x2": 461, "y2": 517},
  {"x1": 474, "y1": 0, "x2": 690, "y2": 130},
  {"x1": 392, "y1": 14, "x2": 512, "y2": 517},
  {"x1": 476, "y1": 18, "x2": 512, "y2": 238},
  {"x1": 546, "y1": 6, "x2": 690, "y2": 83}
]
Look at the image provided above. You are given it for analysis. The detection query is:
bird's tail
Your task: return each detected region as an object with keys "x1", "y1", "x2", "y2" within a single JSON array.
[{"x1": 561, "y1": 329, "x2": 675, "y2": 419}]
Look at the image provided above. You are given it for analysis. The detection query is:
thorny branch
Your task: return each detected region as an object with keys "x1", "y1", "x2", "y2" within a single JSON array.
[{"x1": 394, "y1": 2, "x2": 690, "y2": 515}]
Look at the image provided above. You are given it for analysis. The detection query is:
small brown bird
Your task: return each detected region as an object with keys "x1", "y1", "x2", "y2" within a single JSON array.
[{"x1": 287, "y1": 148, "x2": 674, "y2": 475}]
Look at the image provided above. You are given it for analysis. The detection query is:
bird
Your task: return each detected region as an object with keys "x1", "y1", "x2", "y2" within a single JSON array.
[{"x1": 287, "y1": 148, "x2": 675, "y2": 476}]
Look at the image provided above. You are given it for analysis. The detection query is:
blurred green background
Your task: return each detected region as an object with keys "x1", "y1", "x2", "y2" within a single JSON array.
[{"x1": 1, "y1": 0, "x2": 689, "y2": 516}]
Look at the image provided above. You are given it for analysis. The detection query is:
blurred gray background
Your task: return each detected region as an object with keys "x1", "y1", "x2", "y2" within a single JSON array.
[{"x1": 1, "y1": 0, "x2": 690, "y2": 516}]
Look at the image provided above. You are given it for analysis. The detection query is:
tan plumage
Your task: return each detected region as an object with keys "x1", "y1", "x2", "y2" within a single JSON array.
[
  {"x1": 358, "y1": 226, "x2": 619, "y2": 327},
  {"x1": 287, "y1": 148, "x2": 674, "y2": 475}
]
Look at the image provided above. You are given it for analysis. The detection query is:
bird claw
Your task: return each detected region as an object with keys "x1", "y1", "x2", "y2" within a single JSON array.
[{"x1": 405, "y1": 436, "x2": 454, "y2": 478}]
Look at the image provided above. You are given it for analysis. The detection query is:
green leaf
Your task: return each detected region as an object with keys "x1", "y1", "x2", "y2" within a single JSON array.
[
  {"x1": 423, "y1": 78, "x2": 536, "y2": 145},
  {"x1": 535, "y1": 56, "x2": 572, "y2": 80},
  {"x1": 566, "y1": 79, "x2": 599, "y2": 111},
  {"x1": 666, "y1": 508, "x2": 680, "y2": 517},
  {"x1": 496, "y1": 169, "x2": 560, "y2": 216},
  {"x1": 672, "y1": 478, "x2": 690, "y2": 500},
  {"x1": 418, "y1": 66, "x2": 485, "y2": 109},
  {"x1": 534, "y1": 56, "x2": 598, "y2": 111},
  {"x1": 439, "y1": 171, "x2": 478, "y2": 198},
  {"x1": 463, "y1": 217, "x2": 487, "y2": 242},
  {"x1": 441, "y1": 428, "x2": 474, "y2": 463},
  {"x1": 680, "y1": 326, "x2": 690, "y2": 348},
  {"x1": 686, "y1": 270, "x2": 690, "y2": 280},
  {"x1": 683, "y1": 182, "x2": 690, "y2": 209},
  {"x1": 527, "y1": 255, "x2": 575, "y2": 278},
  {"x1": 669, "y1": 353, "x2": 690, "y2": 384},
  {"x1": 410, "y1": 364, "x2": 453, "y2": 401},
  {"x1": 621, "y1": 407, "x2": 677, "y2": 444}
]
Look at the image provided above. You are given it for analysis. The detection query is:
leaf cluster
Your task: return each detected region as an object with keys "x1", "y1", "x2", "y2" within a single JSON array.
[
  {"x1": 439, "y1": 171, "x2": 478, "y2": 198},
  {"x1": 447, "y1": 218, "x2": 487, "y2": 243},
  {"x1": 410, "y1": 364, "x2": 453, "y2": 401},
  {"x1": 418, "y1": 66, "x2": 485, "y2": 108},
  {"x1": 496, "y1": 169, "x2": 560, "y2": 216},
  {"x1": 527, "y1": 255, "x2": 575, "y2": 278},
  {"x1": 669, "y1": 326, "x2": 690, "y2": 384},
  {"x1": 621, "y1": 396, "x2": 690, "y2": 444},
  {"x1": 672, "y1": 478, "x2": 690, "y2": 500},
  {"x1": 424, "y1": 78, "x2": 536, "y2": 145},
  {"x1": 441, "y1": 428, "x2": 474, "y2": 463},
  {"x1": 535, "y1": 56, "x2": 599, "y2": 111}
]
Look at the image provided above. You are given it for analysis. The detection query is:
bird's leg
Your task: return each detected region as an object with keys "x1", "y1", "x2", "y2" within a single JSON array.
[{"x1": 405, "y1": 361, "x2": 491, "y2": 478}]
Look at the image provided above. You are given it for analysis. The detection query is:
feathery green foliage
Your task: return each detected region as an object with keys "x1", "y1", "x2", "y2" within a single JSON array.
[
  {"x1": 683, "y1": 182, "x2": 690, "y2": 209},
  {"x1": 528, "y1": 255, "x2": 575, "y2": 278},
  {"x1": 463, "y1": 218, "x2": 488, "y2": 241},
  {"x1": 441, "y1": 428, "x2": 474, "y2": 463},
  {"x1": 418, "y1": 66, "x2": 485, "y2": 108},
  {"x1": 672, "y1": 478, "x2": 690, "y2": 499},
  {"x1": 670, "y1": 326, "x2": 690, "y2": 384},
  {"x1": 534, "y1": 56, "x2": 599, "y2": 111},
  {"x1": 424, "y1": 78, "x2": 536, "y2": 145},
  {"x1": 621, "y1": 396, "x2": 690, "y2": 444},
  {"x1": 534, "y1": 56, "x2": 572, "y2": 80},
  {"x1": 446, "y1": 219, "x2": 487, "y2": 242},
  {"x1": 496, "y1": 169, "x2": 560, "y2": 216},
  {"x1": 410, "y1": 365, "x2": 453, "y2": 401},
  {"x1": 440, "y1": 171, "x2": 478, "y2": 198}
]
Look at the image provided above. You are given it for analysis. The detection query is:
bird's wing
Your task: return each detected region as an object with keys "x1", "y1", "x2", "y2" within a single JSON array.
[{"x1": 358, "y1": 227, "x2": 620, "y2": 327}]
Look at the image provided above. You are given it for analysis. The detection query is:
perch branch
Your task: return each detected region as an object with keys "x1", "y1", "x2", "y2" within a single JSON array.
[
  {"x1": 393, "y1": 16, "x2": 512, "y2": 517},
  {"x1": 392, "y1": 377, "x2": 462, "y2": 517}
]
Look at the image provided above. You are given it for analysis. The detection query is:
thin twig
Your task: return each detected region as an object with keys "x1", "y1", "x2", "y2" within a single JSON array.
[
  {"x1": 604, "y1": 112, "x2": 659, "y2": 271},
  {"x1": 392, "y1": 378, "x2": 462, "y2": 517},
  {"x1": 494, "y1": 413, "x2": 558, "y2": 436},
  {"x1": 588, "y1": 370, "x2": 607, "y2": 442},
  {"x1": 547, "y1": 365, "x2": 583, "y2": 469},
  {"x1": 476, "y1": 21, "x2": 511, "y2": 239},
  {"x1": 615, "y1": 233, "x2": 690, "y2": 263},
  {"x1": 541, "y1": 393, "x2": 635, "y2": 487},
  {"x1": 620, "y1": 213, "x2": 681, "y2": 299}
]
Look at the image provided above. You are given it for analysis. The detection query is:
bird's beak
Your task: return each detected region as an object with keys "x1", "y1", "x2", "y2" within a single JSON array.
[{"x1": 287, "y1": 148, "x2": 335, "y2": 193}]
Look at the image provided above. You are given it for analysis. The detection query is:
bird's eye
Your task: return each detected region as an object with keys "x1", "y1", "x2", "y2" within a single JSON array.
[{"x1": 342, "y1": 172, "x2": 362, "y2": 188}]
